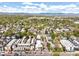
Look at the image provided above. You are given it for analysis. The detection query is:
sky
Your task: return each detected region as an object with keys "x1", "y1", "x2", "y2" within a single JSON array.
[{"x1": 0, "y1": 2, "x2": 79, "y2": 13}]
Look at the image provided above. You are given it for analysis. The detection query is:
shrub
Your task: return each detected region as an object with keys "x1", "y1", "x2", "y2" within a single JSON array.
[{"x1": 53, "y1": 52, "x2": 60, "y2": 56}]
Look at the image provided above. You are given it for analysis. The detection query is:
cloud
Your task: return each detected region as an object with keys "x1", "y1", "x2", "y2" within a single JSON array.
[
  {"x1": 0, "y1": 5, "x2": 17, "y2": 13},
  {"x1": 21, "y1": 6, "x2": 44, "y2": 13},
  {"x1": 22, "y1": 2, "x2": 33, "y2": 5},
  {"x1": 0, "y1": 2, "x2": 79, "y2": 13},
  {"x1": 21, "y1": 2, "x2": 79, "y2": 13},
  {"x1": 21, "y1": 2, "x2": 48, "y2": 13},
  {"x1": 22, "y1": 2, "x2": 40, "y2": 6}
]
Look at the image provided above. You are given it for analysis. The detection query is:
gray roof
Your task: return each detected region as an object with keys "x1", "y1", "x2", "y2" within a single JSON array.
[
  {"x1": 6, "y1": 39, "x2": 17, "y2": 47},
  {"x1": 69, "y1": 39, "x2": 79, "y2": 47},
  {"x1": 60, "y1": 39, "x2": 75, "y2": 48}
]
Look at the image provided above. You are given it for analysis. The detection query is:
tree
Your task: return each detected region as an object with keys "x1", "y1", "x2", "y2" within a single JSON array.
[
  {"x1": 17, "y1": 31, "x2": 27, "y2": 37},
  {"x1": 4, "y1": 30, "x2": 14, "y2": 36},
  {"x1": 50, "y1": 31, "x2": 56, "y2": 43},
  {"x1": 73, "y1": 30, "x2": 79, "y2": 37}
]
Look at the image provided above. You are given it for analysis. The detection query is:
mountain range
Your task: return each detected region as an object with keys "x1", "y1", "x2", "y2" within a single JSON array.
[{"x1": 0, "y1": 12, "x2": 79, "y2": 16}]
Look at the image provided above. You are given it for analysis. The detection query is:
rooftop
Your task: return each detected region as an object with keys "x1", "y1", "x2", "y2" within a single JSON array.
[
  {"x1": 60, "y1": 39, "x2": 75, "y2": 47},
  {"x1": 6, "y1": 39, "x2": 17, "y2": 47}
]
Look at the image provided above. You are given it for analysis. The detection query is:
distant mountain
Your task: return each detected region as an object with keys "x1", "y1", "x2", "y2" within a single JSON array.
[
  {"x1": 0, "y1": 12, "x2": 79, "y2": 16},
  {"x1": 39, "y1": 13, "x2": 79, "y2": 16}
]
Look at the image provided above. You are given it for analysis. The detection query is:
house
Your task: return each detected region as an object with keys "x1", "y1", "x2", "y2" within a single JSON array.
[
  {"x1": 60, "y1": 39, "x2": 75, "y2": 51},
  {"x1": 13, "y1": 36, "x2": 31, "y2": 51},
  {"x1": 46, "y1": 36, "x2": 52, "y2": 41},
  {"x1": 36, "y1": 34, "x2": 41, "y2": 40},
  {"x1": 31, "y1": 37, "x2": 35, "y2": 45},
  {"x1": 17, "y1": 43, "x2": 30, "y2": 50},
  {"x1": 55, "y1": 27, "x2": 70, "y2": 33},
  {"x1": 61, "y1": 28, "x2": 69, "y2": 32},
  {"x1": 21, "y1": 36, "x2": 26, "y2": 44},
  {"x1": 21, "y1": 28, "x2": 25, "y2": 32},
  {"x1": 74, "y1": 21, "x2": 79, "y2": 24},
  {"x1": 28, "y1": 27, "x2": 37, "y2": 34},
  {"x1": 70, "y1": 36, "x2": 77, "y2": 40},
  {"x1": 5, "y1": 39, "x2": 17, "y2": 54},
  {"x1": 30, "y1": 45, "x2": 34, "y2": 50},
  {"x1": 35, "y1": 40, "x2": 42, "y2": 50},
  {"x1": 5, "y1": 39, "x2": 17, "y2": 51},
  {"x1": 69, "y1": 38, "x2": 79, "y2": 50},
  {"x1": 55, "y1": 28, "x2": 61, "y2": 33},
  {"x1": 26, "y1": 37, "x2": 31, "y2": 44},
  {"x1": 13, "y1": 42, "x2": 31, "y2": 51},
  {"x1": 74, "y1": 39, "x2": 79, "y2": 45},
  {"x1": 6, "y1": 36, "x2": 11, "y2": 42}
]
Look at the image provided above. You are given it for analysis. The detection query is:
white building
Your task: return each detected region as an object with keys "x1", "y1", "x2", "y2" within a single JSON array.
[
  {"x1": 35, "y1": 40, "x2": 42, "y2": 50},
  {"x1": 60, "y1": 39, "x2": 75, "y2": 51},
  {"x1": 37, "y1": 34, "x2": 41, "y2": 39},
  {"x1": 13, "y1": 43, "x2": 30, "y2": 51},
  {"x1": 13, "y1": 37, "x2": 32, "y2": 51},
  {"x1": 5, "y1": 39, "x2": 17, "y2": 50},
  {"x1": 74, "y1": 21, "x2": 79, "y2": 24},
  {"x1": 21, "y1": 28, "x2": 25, "y2": 32}
]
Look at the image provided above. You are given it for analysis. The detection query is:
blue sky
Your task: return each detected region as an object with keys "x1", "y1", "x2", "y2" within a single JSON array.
[{"x1": 0, "y1": 2, "x2": 79, "y2": 13}]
